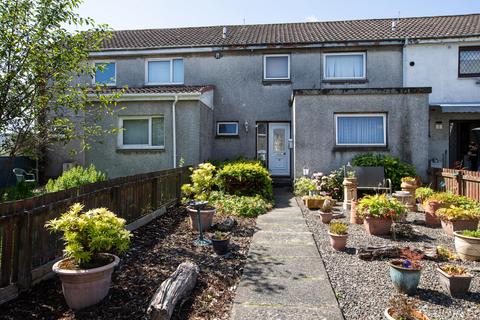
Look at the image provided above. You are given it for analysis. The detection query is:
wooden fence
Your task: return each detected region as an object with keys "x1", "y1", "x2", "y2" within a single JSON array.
[
  {"x1": 0, "y1": 166, "x2": 190, "y2": 304},
  {"x1": 432, "y1": 168, "x2": 480, "y2": 200}
]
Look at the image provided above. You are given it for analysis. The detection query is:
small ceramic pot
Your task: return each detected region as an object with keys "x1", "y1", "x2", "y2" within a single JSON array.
[
  {"x1": 350, "y1": 200, "x2": 363, "y2": 224},
  {"x1": 389, "y1": 260, "x2": 422, "y2": 295},
  {"x1": 328, "y1": 232, "x2": 348, "y2": 251},
  {"x1": 319, "y1": 211, "x2": 333, "y2": 224},
  {"x1": 424, "y1": 200, "x2": 441, "y2": 227},
  {"x1": 212, "y1": 237, "x2": 230, "y2": 255}
]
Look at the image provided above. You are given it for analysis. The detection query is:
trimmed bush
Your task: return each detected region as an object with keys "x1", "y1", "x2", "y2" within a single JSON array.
[
  {"x1": 351, "y1": 153, "x2": 416, "y2": 190},
  {"x1": 45, "y1": 164, "x2": 107, "y2": 192},
  {"x1": 215, "y1": 161, "x2": 273, "y2": 200},
  {"x1": 181, "y1": 162, "x2": 217, "y2": 201},
  {"x1": 212, "y1": 193, "x2": 272, "y2": 217}
]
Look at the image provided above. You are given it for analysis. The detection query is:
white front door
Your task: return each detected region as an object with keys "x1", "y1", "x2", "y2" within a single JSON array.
[{"x1": 268, "y1": 123, "x2": 291, "y2": 176}]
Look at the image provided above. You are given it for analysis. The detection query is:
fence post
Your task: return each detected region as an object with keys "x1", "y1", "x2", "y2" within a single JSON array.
[
  {"x1": 16, "y1": 212, "x2": 32, "y2": 289},
  {"x1": 151, "y1": 177, "x2": 158, "y2": 210},
  {"x1": 457, "y1": 170, "x2": 464, "y2": 196}
]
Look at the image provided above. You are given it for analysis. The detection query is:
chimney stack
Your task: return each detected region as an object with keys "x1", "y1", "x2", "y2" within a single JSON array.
[{"x1": 222, "y1": 26, "x2": 227, "y2": 39}]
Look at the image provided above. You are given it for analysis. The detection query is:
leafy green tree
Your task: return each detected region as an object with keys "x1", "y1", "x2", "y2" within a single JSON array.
[{"x1": 0, "y1": 0, "x2": 123, "y2": 176}]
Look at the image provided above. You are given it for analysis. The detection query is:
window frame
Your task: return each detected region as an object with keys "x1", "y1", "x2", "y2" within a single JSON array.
[
  {"x1": 118, "y1": 115, "x2": 165, "y2": 149},
  {"x1": 263, "y1": 54, "x2": 291, "y2": 81},
  {"x1": 216, "y1": 121, "x2": 239, "y2": 136},
  {"x1": 145, "y1": 58, "x2": 184, "y2": 85},
  {"x1": 458, "y1": 46, "x2": 480, "y2": 78},
  {"x1": 323, "y1": 52, "x2": 367, "y2": 80},
  {"x1": 334, "y1": 113, "x2": 387, "y2": 146},
  {"x1": 93, "y1": 60, "x2": 117, "y2": 86}
]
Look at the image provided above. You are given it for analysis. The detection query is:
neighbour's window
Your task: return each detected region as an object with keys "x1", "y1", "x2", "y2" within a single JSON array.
[
  {"x1": 324, "y1": 52, "x2": 366, "y2": 80},
  {"x1": 335, "y1": 113, "x2": 386, "y2": 146},
  {"x1": 264, "y1": 55, "x2": 290, "y2": 80},
  {"x1": 119, "y1": 116, "x2": 165, "y2": 148},
  {"x1": 146, "y1": 59, "x2": 184, "y2": 84},
  {"x1": 459, "y1": 47, "x2": 480, "y2": 78},
  {"x1": 216, "y1": 122, "x2": 239, "y2": 136},
  {"x1": 94, "y1": 62, "x2": 116, "y2": 85}
]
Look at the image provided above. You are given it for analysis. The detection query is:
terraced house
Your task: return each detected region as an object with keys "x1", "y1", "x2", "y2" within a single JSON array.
[{"x1": 47, "y1": 14, "x2": 480, "y2": 181}]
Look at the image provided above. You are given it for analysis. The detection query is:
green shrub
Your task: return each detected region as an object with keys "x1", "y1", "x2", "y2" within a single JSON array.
[
  {"x1": 215, "y1": 161, "x2": 273, "y2": 200},
  {"x1": 415, "y1": 187, "x2": 434, "y2": 203},
  {"x1": 357, "y1": 194, "x2": 407, "y2": 220},
  {"x1": 294, "y1": 177, "x2": 316, "y2": 196},
  {"x1": 181, "y1": 162, "x2": 217, "y2": 201},
  {"x1": 329, "y1": 222, "x2": 348, "y2": 235},
  {"x1": 1, "y1": 181, "x2": 37, "y2": 202},
  {"x1": 351, "y1": 153, "x2": 416, "y2": 190},
  {"x1": 46, "y1": 165, "x2": 107, "y2": 192},
  {"x1": 45, "y1": 203, "x2": 131, "y2": 267},
  {"x1": 213, "y1": 193, "x2": 272, "y2": 217}
]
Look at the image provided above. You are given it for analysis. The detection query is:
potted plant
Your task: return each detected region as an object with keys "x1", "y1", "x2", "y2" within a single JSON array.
[
  {"x1": 211, "y1": 231, "x2": 230, "y2": 255},
  {"x1": 436, "y1": 206, "x2": 480, "y2": 236},
  {"x1": 318, "y1": 198, "x2": 334, "y2": 223},
  {"x1": 389, "y1": 248, "x2": 424, "y2": 295},
  {"x1": 181, "y1": 163, "x2": 217, "y2": 231},
  {"x1": 357, "y1": 194, "x2": 407, "y2": 236},
  {"x1": 384, "y1": 295, "x2": 430, "y2": 320},
  {"x1": 415, "y1": 187, "x2": 434, "y2": 212},
  {"x1": 350, "y1": 198, "x2": 363, "y2": 224},
  {"x1": 436, "y1": 264, "x2": 473, "y2": 297},
  {"x1": 305, "y1": 195, "x2": 327, "y2": 210},
  {"x1": 45, "y1": 203, "x2": 131, "y2": 310},
  {"x1": 454, "y1": 229, "x2": 480, "y2": 261},
  {"x1": 423, "y1": 192, "x2": 457, "y2": 227},
  {"x1": 328, "y1": 222, "x2": 348, "y2": 250}
]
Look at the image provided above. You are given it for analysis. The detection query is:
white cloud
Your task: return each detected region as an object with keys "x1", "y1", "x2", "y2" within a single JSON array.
[{"x1": 305, "y1": 15, "x2": 319, "y2": 22}]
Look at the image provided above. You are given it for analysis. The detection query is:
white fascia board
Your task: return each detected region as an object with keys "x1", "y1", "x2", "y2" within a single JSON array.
[{"x1": 87, "y1": 92, "x2": 202, "y2": 102}]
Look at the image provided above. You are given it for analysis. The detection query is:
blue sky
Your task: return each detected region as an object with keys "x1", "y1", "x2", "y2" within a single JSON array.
[{"x1": 75, "y1": 0, "x2": 480, "y2": 30}]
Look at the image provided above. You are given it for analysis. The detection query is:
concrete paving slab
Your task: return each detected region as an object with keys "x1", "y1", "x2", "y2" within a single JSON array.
[
  {"x1": 243, "y1": 256, "x2": 326, "y2": 279},
  {"x1": 251, "y1": 231, "x2": 315, "y2": 246},
  {"x1": 231, "y1": 304, "x2": 344, "y2": 320},
  {"x1": 255, "y1": 222, "x2": 309, "y2": 232},
  {"x1": 248, "y1": 244, "x2": 320, "y2": 258}
]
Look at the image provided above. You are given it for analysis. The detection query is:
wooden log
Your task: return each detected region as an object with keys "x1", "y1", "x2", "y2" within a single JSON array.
[
  {"x1": 147, "y1": 261, "x2": 199, "y2": 320},
  {"x1": 356, "y1": 245, "x2": 402, "y2": 261}
]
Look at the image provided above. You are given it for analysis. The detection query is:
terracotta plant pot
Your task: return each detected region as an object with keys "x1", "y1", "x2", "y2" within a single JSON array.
[
  {"x1": 364, "y1": 216, "x2": 393, "y2": 236},
  {"x1": 454, "y1": 231, "x2": 480, "y2": 261},
  {"x1": 187, "y1": 206, "x2": 215, "y2": 232},
  {"x1": 436, "y1": 267, "x2": 473, "y2": 297},
  {"x1": 441, "y1": 218, "x2": 479, "y2": 237},
  {"x1": 424, "y1": 200, "x2": 441, "y2": 227},
  {"x1": 306, "y1": 198, "x2": 324, "y2": 210},
  {"x1": 53, "y1": 254, "x2": 120, "y2": 310},
  {"x1": 384, "y1": 307, "x2": 430, "y2": 320},
  {"x1": 319, "y1": 211, "x2": 333, "y2": 224},
  {"x1": 212, "y1": 237, "x2": 230, "y2": 255},
  {"x1": 350, "y1": 200, "x2": 363, "y2": 224},
  {"x1": 389, "y1": 260, "x2": 422, "y2": 295},
  {"x1": 328, "y1": 232, "x2": 348, "y2": 251}
]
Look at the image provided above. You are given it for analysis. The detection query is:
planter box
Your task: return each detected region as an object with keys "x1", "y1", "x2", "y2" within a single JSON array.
[
  {"x1": 436, "y1": 267, "x2": 472, "y2": 297},
  {"x1": 364, "y1": 217, "x2": 392, "y2": 236},
  {"x1": 441, "y1": 219, "x2": 479, "y2": 237},
  {"x1": 454, "y1": 231, "x2": 480, "y2": 261},
  {"x1": 306, "y1": 198, "x2": 325, "y2": 210}
]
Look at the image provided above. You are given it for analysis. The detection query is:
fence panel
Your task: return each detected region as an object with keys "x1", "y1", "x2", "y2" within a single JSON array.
[{"x1": 433, "y1": 168, "x2": 480, "y2": 201}]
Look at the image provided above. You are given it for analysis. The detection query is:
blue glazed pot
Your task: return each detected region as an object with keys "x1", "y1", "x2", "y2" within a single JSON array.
[{"x1": 389, "y1": 260, "x2": 422, "y2": 295}]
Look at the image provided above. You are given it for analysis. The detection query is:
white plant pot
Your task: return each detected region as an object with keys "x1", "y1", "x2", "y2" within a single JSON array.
[{"x1": 454, "y1": 231, "x2": 480, "y2": 261}]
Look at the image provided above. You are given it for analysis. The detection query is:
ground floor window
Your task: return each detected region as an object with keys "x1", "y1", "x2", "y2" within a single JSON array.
[
  {"x1": 335, "y1": 113, "x2": 386, "y2": 146},
  {"x1": 118, "y1": 116, "x2": 165, "y2": 149},
  {"x1": 216, "y1": 122, "x2": 239, "y2": 136}
]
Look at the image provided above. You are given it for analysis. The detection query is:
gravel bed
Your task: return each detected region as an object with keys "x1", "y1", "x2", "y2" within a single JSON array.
[
  {"x1": 0, "y1": 205, "x2": 256, "y2": 320},
  {"x1": 299, "y1": 199, "x2": 480, "y2": 320}
]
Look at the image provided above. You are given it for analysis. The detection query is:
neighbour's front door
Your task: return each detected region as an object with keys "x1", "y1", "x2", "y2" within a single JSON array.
[{"x1": 268, "y1": 123, "x2": 290, "y2": 176}]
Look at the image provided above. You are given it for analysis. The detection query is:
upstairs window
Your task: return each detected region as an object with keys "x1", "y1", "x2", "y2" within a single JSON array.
[
  {"x1": 146, "y1": 58, "x2": 184, "y2": 85},
  {"x1": 459, "y1": 47, "x2": 480, "y2": 78},
  {"x1": 264, "y1": 54, "x2": 290, "y2": 80},
  {"x1": 119, "y1": 116, "x2": 165, "y2": 149},
  {"x1": 324, "y1": 52, "x2": 366, "y2": 80},
  {"x1": 335, "y1": 113, "x2": 386, "y2": 146},
  {"x1": 94, "y1": 62, "x2": 116, "y2": 85}
]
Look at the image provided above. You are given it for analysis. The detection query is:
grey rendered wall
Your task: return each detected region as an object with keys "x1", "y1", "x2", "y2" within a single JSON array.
[
  {"x1": 85, "y1": 100, "x2": 202, "y2": 178},
  {"x1": 293, "y1": 92, "x2": 430, "y2": 179}
]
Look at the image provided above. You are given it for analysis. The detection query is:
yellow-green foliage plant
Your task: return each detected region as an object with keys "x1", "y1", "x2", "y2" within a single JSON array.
[
  {"x1": 181, "y1": 163, "x2": 217, "y2": 201},
  {"x1": 357, "y1": 194, "x2": 407, "y2": 220},
  {"x1": 45, "y1": 203, "x2": 131, "y2": 267},
  {"x1": 293, "y1": 177, "x2": 316, "y2": 196},
  {"x1": 415, "y1": 187, "x2": 434, "y2": 203},
  {"x1": 329, "y1": 222, "x2": 348, "y2": 235},
  {"x1": 436, "y1": 206, "x2": 480, "y2": 221},
  {"x1": 45, "y1": 165, "x2": 107, "y2": 192}
]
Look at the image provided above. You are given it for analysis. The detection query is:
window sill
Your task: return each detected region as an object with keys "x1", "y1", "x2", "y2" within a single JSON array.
[
  {"x1": 215, "y1": 135, "x2": 240, "y2": 139},
  {"x1": 322, "y1": 79, "x2": 368, "y2": 84},
  {"x1": 262, "y1": 80, "x2": 292, "y2": 86},
  {"x1": 116, "y1": 148, "x2": 166, "y2": 154},
  {"x1": 332, "y1": 146, "x2": 389, "y2": 152}
]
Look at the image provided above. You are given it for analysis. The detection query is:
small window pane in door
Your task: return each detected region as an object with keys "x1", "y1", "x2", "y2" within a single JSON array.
[
  {"x1": 123, "y1": 119, "x2": 149, "y2": 145},
  {"x1": 273, "y1": 128, "x2": 285, "y2": 152}
]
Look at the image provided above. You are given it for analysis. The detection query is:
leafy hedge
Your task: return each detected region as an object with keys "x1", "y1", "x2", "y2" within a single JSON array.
[
  {"x1": 351, "y1": 153, "x2": 416, "y2": 190},
  {"x1": 46, "y1": 164, "x2": 107, "y2": 192},
  {"x1": 212, "y1": 192, "x2": 272, "y2": 217},
  {"x1": 215, "y1": 161, "x2": 273, "y2": 200}
]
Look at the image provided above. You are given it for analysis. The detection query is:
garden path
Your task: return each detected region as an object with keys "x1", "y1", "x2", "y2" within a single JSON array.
[{"x1": 230, "y1": 188, "x2": 344, "y2": 320}]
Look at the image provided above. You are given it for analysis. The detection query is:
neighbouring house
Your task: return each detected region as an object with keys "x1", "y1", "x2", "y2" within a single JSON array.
[{"x1": 47, "y1": 14, "x2": 480, "y2": 181}]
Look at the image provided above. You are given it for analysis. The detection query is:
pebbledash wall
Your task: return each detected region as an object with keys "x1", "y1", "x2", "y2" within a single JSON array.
[{"x1": 292, "y1": 88, "x2": 431, "y2": 179}]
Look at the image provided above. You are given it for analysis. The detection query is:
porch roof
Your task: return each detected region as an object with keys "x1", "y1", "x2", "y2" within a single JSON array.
[{"x1": 435, "y1": 103, "x2": 480, "y2": 113}]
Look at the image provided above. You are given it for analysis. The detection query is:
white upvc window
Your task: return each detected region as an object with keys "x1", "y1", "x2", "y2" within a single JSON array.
[
  {"x1": 118, "y1": 116, "x2": 165, "y2": 149},
  {"x1": 145, "y1": 58, "x2": 184, "y2": 85},
  {"x1": 263, "y1": 54, "x2": 290, "y2": 80},
  {"x1": 323, "y1": 52, "x2": 366, "y2": 80},
  {"x1": 335, "y1": 113, "x2": 386, "y2": 146},
  {"x1": 93, "y1": 61, "x2": 116, "y2": 86},
  {"x1": 216, "y1": 122, "x2": 239, "y2": 136}
]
